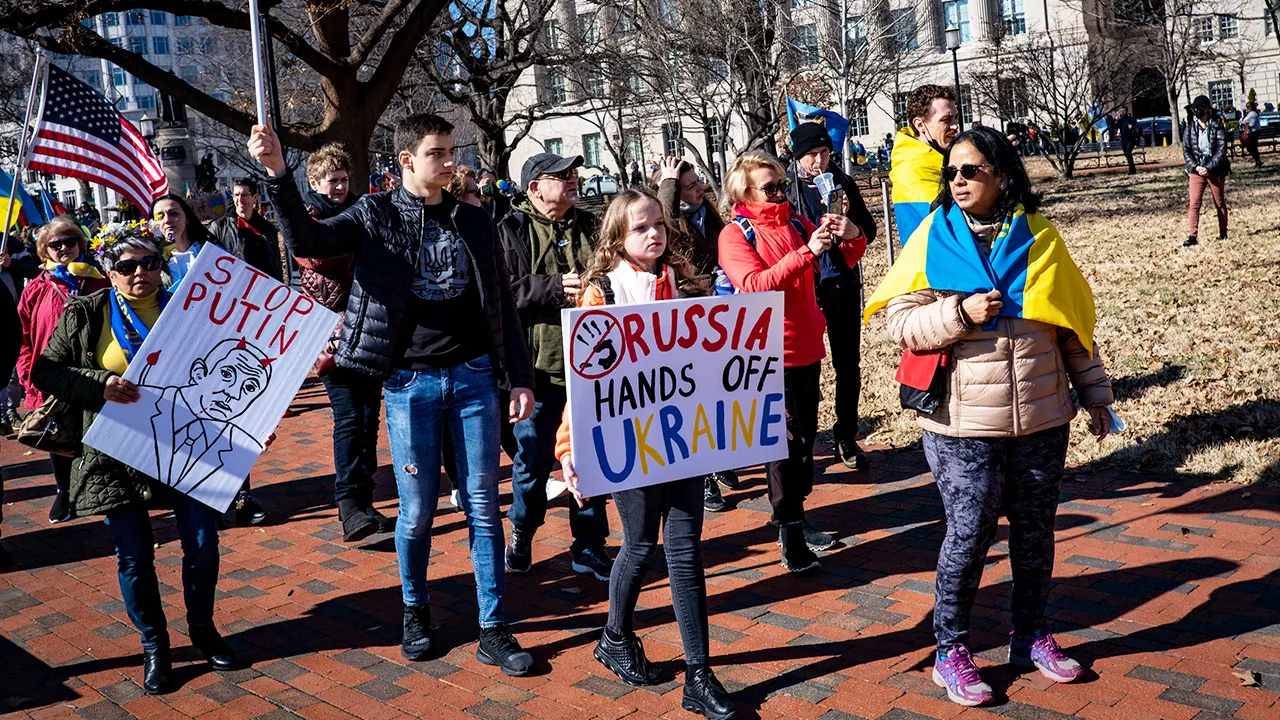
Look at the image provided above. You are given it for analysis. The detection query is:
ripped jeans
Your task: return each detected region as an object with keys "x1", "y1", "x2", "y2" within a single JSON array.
[{"x1": 384, "y1": 355, "x2": 505, "y2": 627}]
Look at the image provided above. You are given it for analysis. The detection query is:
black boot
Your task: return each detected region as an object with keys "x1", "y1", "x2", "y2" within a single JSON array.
[
  {"x1": 682, "y1": 665, "x2": 736, "y2": 720},
  {"x1": 594, "y1": 628, "x2": 658, "y2": 686},
  {"x1": 234, "y1": 490, "x2": 268, "y2": 526},
  {"x1": 836, "y1": 437, "x2": 870, "y2": 471},
  {"x1": 365, "y1": 505, "x2": 395, "y2": 534},
  {"x1": 338, "y1": 499, "x2": 378, "y2": 543},
  {"x1": 190, "y1": 625, "x2": 238, "y2": 671},
  {"x1": 779, "y1": 523, "x2": 820, "y2": 573},
  {"x1": 1183, "y1": 234, "x2": 1199, "y2": 247},
  {"x1": 142, "y1": 647, "x2": 172, "y2": 694}
]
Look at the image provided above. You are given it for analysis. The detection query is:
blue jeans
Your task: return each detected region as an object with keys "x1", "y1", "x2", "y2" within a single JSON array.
[
  {"x1": 104, "y1": 490, "x2": 221, "y2": 650},
  {"x1": 384, "y1": 355, "x2": 505, "y2": 627},
  {"x1": 321, "y1": 368, "x2": 385, "y2": 505},
  {"x1": 508, "y1": 371, "x2": 609, "y2": 553}
]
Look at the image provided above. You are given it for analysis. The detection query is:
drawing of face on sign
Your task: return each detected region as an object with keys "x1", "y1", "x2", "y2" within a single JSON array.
[
  {"x1": 183, "y1": 338, "x2": 274, "y2": 422},
  {"x1": 412, "y1": 218, "x2": 470, "y2": 301}
]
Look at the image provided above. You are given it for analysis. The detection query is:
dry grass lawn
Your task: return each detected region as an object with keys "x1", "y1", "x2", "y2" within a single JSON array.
[{"x1": 837, "y1": 158, "x2": 1280, "y2": 484}]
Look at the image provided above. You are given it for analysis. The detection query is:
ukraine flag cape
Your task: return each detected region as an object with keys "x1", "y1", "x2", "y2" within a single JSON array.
[
  {"x1": 889, "y1": 128, "x2": 943, "y2": 247},
  {"x1": 864, "y1": 203, "x2": 1097, "y2": 354}
]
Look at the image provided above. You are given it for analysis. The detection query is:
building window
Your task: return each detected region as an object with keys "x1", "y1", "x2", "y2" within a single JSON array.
[
  {"x1": 891, "y1": 9, "x2": 918, "y2": 51},
  {"x1": 998, "y1": 78, "x2": 1027, "y2": 119},
  {"x1": 125, "y1": 10, "x2": 145, "y2": 25},
  {"x1": 1217, "y1": 14, "x2": 1238, "y2": 39},
  {"x1": 616, "y1": 6, "x2": 636, "y2": 33},
  {"x1": 849, "y1": 99, "x2": 869, "y2": 137},
  {"x1": 1193, "y1": 16, "x2": 1213, "y2": 41},
  {"x1": 583, "y1": 133, "x2": 603, "y2": 166},
  {"x1": 846, "y1": 15, "x2": 868, "y2": 55},
  {"x1": 580, "y1": 12, "x2": 599, "y2": 43},
  {"x1": 1001, "y1": 0, "x2": 1026, "y2": 36},
  {"x1": 136, "y1": 94, "x2": 156, "y2": 110},
  {"x1": 542, "y1": 19, "x2": 561, "y2": 51},
  {"x1": 546, "y1": 70, "x2": 567, "y2": 105},
  {"x1": 63, "y1": 191, "x2": 78, "y2": 208},
  {"x1": 153, "y1": 37, "x2": 169, "y2": 55},
  {"x1": 151, "y1": 10, "x2": 167, "y2": 24},
  {"x1": 545, "y1": 138, "x2": 563, "y2": 156},
  {"x1": 85, "y1": 70, "x2": 101, "y2": 88},
  {"x1": 795, "y1": 24, "x2": 820, "y2": 65},
  {"x1": 104, "y1": 12, "x2": 119, "y2": 25},
  {"x1": 128, "y1": 36, "x2": 147, "y2": 55},
  {"x1": 944, "y1": 0, "x2": 970, "y2": 43},
  {"x1": 1208, "y1": 79, "x2": 1233, "y2": 109},
  {"x1": 177, "y1": 37, "x2": 196, "y2": 54},
  {"x1": 894, "y1": 92, "x2": 911, "y2": 127},
  {"x1": 657, "y1": 0, "x2": 678, "y2": 24},
  {"x1": 625, "y1": 131, "x2": 643, "y2": 163},
  {"x1": 662, "y1": 122, "x2": 682, "y2": 155},
  {"x1": 706, "y1": 118, "x2": 727, "y2": 155},
  {"x1": 627, "y1": 73, "x2": 645, "y2": 94},
  {"x1": 180, "y1": 66, "x2": 199, "y2": 83},
  {"x1": 960, "y1": 85, "x2": 974, "y2": 125},
  {"x1": 584, "y1": 66, "x2": 605, "y2": 95},
  {"x1": 174, "y1": 14, "x2": 190, "y2": 25}
]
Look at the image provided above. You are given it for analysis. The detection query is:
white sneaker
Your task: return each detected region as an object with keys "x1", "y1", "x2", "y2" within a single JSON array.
[
  {"x1": 545, "y1": 479, "x2": 569, "y2": 500},
  {"x1": 449, "y1": 489, "x2": 459, "y2": 507}
]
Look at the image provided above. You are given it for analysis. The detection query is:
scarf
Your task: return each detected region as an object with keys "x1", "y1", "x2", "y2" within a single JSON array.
[
  {"x1": 889, "y1": 128, "x2": 944, "y2": 246},
  {"x1": 167, "y1": 240, "x2": 204, "y2": 290},
  {"x1": 110, "y1": 288, "x2": 169, "y2": 363},
  {"x1": 44, "y1": 256, "x2": 104, "y2": 296},
  {"x1": 864, "y1": 203, "x2": 1097, "y2": 353}
]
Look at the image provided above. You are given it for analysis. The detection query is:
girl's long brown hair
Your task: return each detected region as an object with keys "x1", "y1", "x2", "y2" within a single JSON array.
[{"x1": 582, "y1": 189, "x2": 709, "y2": 299}]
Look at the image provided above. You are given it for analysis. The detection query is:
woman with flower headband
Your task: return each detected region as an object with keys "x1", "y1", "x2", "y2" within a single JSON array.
[
  {"x1": 16, "y1": 215, "x2": 109, "y2": 523},
  {"x1": 32, "y1": 221, "x2": 238, "y2": 695}
]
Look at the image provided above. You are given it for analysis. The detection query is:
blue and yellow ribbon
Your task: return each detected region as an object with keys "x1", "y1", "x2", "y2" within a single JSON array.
[
  {"x1": 889, "y1": 128, "x2": 943, "y2": 246},
  {"x1": 44, "y1": 257, "x2": 104, "y2": 296},
  {"x1": 864, "y1": 203, "x2": 1097, "y2": 353},
  {"x1": 109, "y1": 289, "x2": 169, "y2": 363}
]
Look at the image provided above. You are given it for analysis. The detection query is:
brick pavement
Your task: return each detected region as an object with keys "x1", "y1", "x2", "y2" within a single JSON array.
[{"x1": 2, "y1": 377, "x2": 1280, "y2": 719}]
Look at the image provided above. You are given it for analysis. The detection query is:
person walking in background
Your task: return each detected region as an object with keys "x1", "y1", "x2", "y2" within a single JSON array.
[
  {"x1": 717, "y1": 152, "x2": 866, "y2": 573},
  {"x1": 1114, "y1": 106, "x2": 1140, "y2": 175},
  {"x1": 32, "y1": 224, "x2": 239, "y2": 694},
  {"x1": 293, "y1": 144, "x2": 393, "y2": 543},
  {"x1": 252, "y1": 113, "x2": 539, "y2": 676},
  {"x1": 652, "y1": 156, "x2": 738, "y2": 512},
  {"x1": 785, "y1": 122, "x2": 877, "y2": 473},
  {"x1": 210, "y1": 178, "x2": 284, "y2": 282},
  {"x1": 1241, "y1": 102, "x2": 1263, "y2": 168},
  {"x1": 891, "y1": 85, "x2": 960, "y2": 245},
  {"x1": 1181, "y1": 95, "x2": 1230, "y2": 247},
  {"x1": 557, "y1": 189, "x2": 736, "y2": 720},
  {"x1": 16, "y1": 216, "x2": 109, "y2": 523},
  {"x1": 865, "y1": 127, "x2": 1113, "y2": 707},
  {"x1": 496, "y1": 152, "x2": 613, "y2": 582}
]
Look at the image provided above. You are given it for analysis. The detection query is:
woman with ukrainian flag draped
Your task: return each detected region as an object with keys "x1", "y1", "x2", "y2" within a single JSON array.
[
  {"x1": 17, "y1": 216, "x2": 109, "y2": 523},
  {"x1": 31, "y1": 221, "x2": 238, "y2": 695},
  {"x1": 865, "y1": 127, "x2": 1114, "y2": 708}
]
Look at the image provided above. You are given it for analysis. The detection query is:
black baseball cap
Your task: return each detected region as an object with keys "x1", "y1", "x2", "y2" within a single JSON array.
[{"x1": 521, "y1": 153, "x2": 584, "y2": 188}]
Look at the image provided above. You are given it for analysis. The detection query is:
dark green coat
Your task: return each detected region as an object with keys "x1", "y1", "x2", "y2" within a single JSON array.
[{"x1": 30, "y1": 289, "x2": 155, "y2": 518}]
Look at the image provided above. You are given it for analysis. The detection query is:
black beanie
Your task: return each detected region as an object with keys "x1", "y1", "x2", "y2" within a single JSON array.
[{"x1": 790, "y1": 122, "x2": 833, "y2": 158}]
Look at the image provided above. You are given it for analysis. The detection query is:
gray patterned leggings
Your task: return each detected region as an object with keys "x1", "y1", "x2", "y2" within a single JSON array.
[{"x1": 923, "y1": 424, "x2": 1070, "y2": 654}]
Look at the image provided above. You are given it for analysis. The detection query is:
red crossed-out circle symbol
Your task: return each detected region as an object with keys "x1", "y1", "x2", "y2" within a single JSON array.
[{"x1": 569, "y1": 309, "x2": 626, "y2": 380}]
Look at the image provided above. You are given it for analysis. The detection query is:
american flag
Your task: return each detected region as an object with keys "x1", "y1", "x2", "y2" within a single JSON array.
[{"x1": 24, "y1": 62, "x2": 168, "y2": 213}]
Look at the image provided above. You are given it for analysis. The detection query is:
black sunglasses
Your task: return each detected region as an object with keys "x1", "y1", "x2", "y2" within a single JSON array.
[
  {"x1": 47, "y1": 237, "x2": 80, "y2": 252},
  {"x1": 113, "y1": 255, "x2": 162, "y2": 275},
  {"x1": 539, "y1": 168, "x2": 579, "y2": 182},
  {"x1": 757, "y1": 180, "x2": 790, "y2": 197},
  {"x1": 942, "y1": 163, "x2": 994, "y2": 182}
]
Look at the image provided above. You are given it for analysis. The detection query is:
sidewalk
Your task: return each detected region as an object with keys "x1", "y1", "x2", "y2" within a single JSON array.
[{"x1": 2, "y1": 377, "x2": 1279, "y2": 719}]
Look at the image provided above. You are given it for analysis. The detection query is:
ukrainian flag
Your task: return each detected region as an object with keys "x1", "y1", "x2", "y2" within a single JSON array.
[
  {"x1": 864, "y1": 203, "x2": 1097, "y2": 353},
  {"x1": 889, "y1": 128, "x2": 943, "y2": 246}
]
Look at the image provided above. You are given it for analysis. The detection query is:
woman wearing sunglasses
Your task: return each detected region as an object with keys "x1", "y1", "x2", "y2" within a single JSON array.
[
  {"x1": 32, "y1": 223, "x2": 238, "y2": 694},
  {"x1": 717, "y1": 152, "x2": 866, "y2": 574},
  {"x1": 865, "y1": 126, "x2": 1113, "y2": 706},
  {"x1": 16, "y1": 216, "x2": 109, "y2": 522}
]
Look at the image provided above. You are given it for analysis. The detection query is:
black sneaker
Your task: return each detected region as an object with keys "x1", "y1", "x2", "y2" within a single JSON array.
[
  {"x1": 234, "y1": 491, "x2": 268, "y2": 526},
  {"x1": 682, "y1": 666, "x2": 737, "y2": 719},
  {"x1": 571, "y1": 546, "x2": 613, "y2": 581},
  {"x1": 801, "y1": 521, "x2": 837, "y2": 551},
  {"x1": 836, "y1": 438, "x2": 870, "y2": 471},
  {"x1": 594, "y1": 629, "x2": 659, "y2": 686},
  {"x1": 401, "y1": 604, "x2": 432, "y2": 661},
  {"x1": 477, "y1": 624, "x2": 533, "y2": 676},
  {"x1": 339, "y1": 501, "x2": 378, "y2": 543},
  {"x1": 1183, "y1": 235, "x2": 1199, "y2": 247},
  {"x1": 48, "y1": 490, "x2": 71, "y2": 524},
  {"x1": 703, "y1": 478, "x2": 727, "y2": 513},
  {"x1": 505, "y1": 526, "x2": 533, "y2": 574},
  {"x1": 779, "y1": 523, "x2": 820, "y2": 573},
  {"x1": 709, "y1": 469, "x2": 739, "y2": 491}
]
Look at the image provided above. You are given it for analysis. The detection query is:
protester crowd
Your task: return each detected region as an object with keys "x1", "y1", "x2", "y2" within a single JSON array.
[{"x1": 0, "y1": 81, "x2": 1132, "y2": 717}]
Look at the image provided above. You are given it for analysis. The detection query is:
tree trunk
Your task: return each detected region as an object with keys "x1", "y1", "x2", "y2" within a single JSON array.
[{"x1": 1165, "y1": 80, "x2": 1182, "y2": 139}]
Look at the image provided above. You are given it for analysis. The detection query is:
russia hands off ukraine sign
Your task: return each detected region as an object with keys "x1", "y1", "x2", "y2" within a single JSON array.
[{"x1": 562, "y1": 293, "x2": 788, "y2": 496}]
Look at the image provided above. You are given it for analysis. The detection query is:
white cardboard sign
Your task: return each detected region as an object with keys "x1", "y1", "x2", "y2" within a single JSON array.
[
  {"x1": 82, "y1": 244, "x2": 338, "y2": 512},
  {"x1": 561, "y1": 293, "x2": 788, "y2": 497}
]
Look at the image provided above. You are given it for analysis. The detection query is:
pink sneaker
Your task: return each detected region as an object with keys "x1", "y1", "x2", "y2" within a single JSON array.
[
  {"x1": 1010, "y1": 632, "x2": 1082, "y2": 683},
  {"x1": 932, "y1": 644, "x2": 994, "y2": 706}
]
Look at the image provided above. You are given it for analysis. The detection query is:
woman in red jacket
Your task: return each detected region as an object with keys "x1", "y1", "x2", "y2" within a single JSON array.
[
  {"x1": 717, "y1": 152, "x2": 866, "y2": 573},
  {"x1": 17, "y1": 216, "x2": 108, "y2": 522}
]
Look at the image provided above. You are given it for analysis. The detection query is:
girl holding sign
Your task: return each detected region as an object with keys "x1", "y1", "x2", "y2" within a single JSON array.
[
  {"x1": 31, "y1": 223, "x2": 238, "y2": 695},
  {"x1": 556, "y1": 189, "x2": 735, "y2": 720}
]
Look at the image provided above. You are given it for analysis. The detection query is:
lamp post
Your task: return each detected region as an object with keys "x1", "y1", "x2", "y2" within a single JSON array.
[{"x1": 945, "y1": 25, "x2": 963, "y2": 132}]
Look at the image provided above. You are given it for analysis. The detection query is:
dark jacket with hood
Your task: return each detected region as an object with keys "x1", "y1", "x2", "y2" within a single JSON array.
[
  {"x1": 495, "y1": 197, "x2": 597, "y2": 386},
  {"x1": 209, "y1": 211, "x2": 284, "y2": 282},
  {"x1": 656, "y1": 178, "x2": 723, "y2": 278},
  {"x1": 784, "y1": 160, "x2": 877, "y2": 290},
  {"x1": 264, "y1": 169, "x2": 533, "y2": 389}
]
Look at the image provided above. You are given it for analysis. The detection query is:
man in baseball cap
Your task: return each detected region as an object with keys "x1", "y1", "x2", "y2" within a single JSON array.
[{"x1": 496, "y1": 151, "x2": 613, "y2": 582}]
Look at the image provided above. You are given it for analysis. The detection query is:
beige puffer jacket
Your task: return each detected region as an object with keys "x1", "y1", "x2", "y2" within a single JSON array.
[{"x1": 886, "y1": 290, "x2": 1113, "y2": 438}]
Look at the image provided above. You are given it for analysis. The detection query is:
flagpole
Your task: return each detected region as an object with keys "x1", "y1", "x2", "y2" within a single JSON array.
[
  {"x1": 2, "y1": 48, "x2": 46, "y2": 265},
  {"x1": 247, "y1": 0, "x2": 269, "y2": 126}
]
